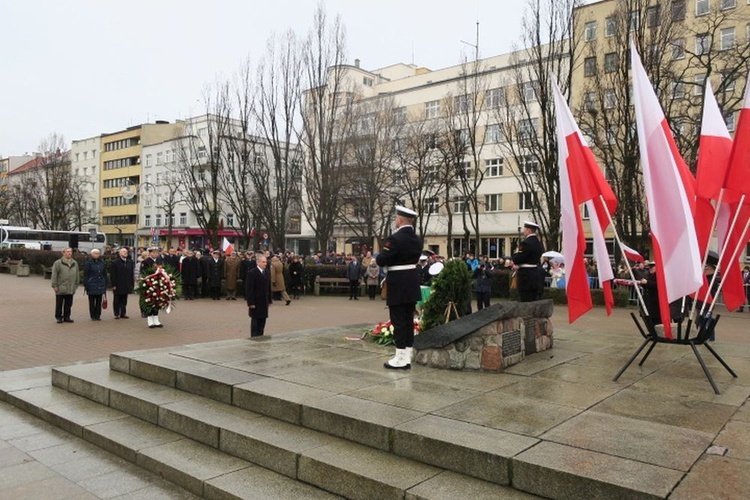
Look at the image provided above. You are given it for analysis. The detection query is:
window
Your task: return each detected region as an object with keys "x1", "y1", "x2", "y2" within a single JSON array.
[
  {"x1": 584, "y1": 57, "x2": 597, "y2": 77},
  {"x1": 721, "y1": 27, "x2": 736, "y2": 50},
  {"x1": 453, "y1": 196, "x2": 467, "y2": 213},
  {"x1": 671, "y1": 81, "x2": 685, "y2": 99},
  {"x1": 519, "y1": 155, "x2": 538, "y2": 174},
  {"x1": 721, "y1": 0, "x2": 736, "y2": 9},
  {"x1": 144, "y1": 154, "x2": 152, "y2": 167},
  {"x1": 584, "y1": 21, "x2": 597, "y2": 41},
  {"x1": 481, "y1": 237, "x2": 505, "y2": 259},
  {"x1": 165, "y1": 149, "x2": 173, "y2": 163},
  {"x1": 694, "y1": 73, "x2": 707, "y2": 95},
  {"x1": 518, "y1": 118, "x2": 537, "y2": 141},
  {"x1": 604, "y1": 89, "x2": 617, "y2": 109},
  {"x1": 393, "y1": 107, "x2": 406, "y2": 123},
  {"x1": 179, "y1": 212, "x2": 187, "y2": 225},
  {"x1": 485, "y1": 194, "x2": 502, "y2": 212},
  {"x1": 521, "y1": 81, "x2": 537, "y2": 101},
  {"x1": 647, "y1": 5, "x2": 661, "y2": 27},
  {"x1": 487, "y1": 88, "x2": 505, "y2": 108},
  {"x1": 725, "y1": 111, "x2": 736, "y2": 131},
  {"x1": 425, "y1": 197, "x2": 440, "y2": 214},
  {"x1": 519, "y1": 192, "x2": 534, "y2": 210},
  {"x1": 454, "y1": 162, "x2": 472, "y2": 180},
  {"x1": 425, "y1": 100, "x2": 440, "y2": 119},
  {"x1": 155, "y1": 214, "x2": 162, "y2": 226},
  {"x1": 454, "y1": 129, "x2": 470, "y2": 148},
  {"x1": 605, "y1": 16, "x2": 616, "y2": 37},
  {"x1": 485, "y1": 124, "x2": 503, "y2": 143},
  {"x1": 604, "y1": 52, "x2": 618, "y2": 73},
  {"x1": 363, "y1": 76, "x2": 374, "y2": 87},
  {"x1": 671, "y1": 38, "x2": 686, "y2": 59},
  {"x1": 198, "y1": 146, "x2": 207, "y2": 159},
  {"x1": 696, "y1": 33, "x2": 710, "y2": 55},
  {"x1": 721, "y1": 72, "x2": 736, "y2": 94},
  {"x1": 605, "y1": 127, "x2": 617, "y2": 146},
  {"x1": 485, "y1": 158, "x2": 503, "y2": 177},
  {"x1": 629, "y1": 10, "x2": 640, "y2": 31},
  {"x1": 156, "y1": 152, "x2": 163, "y2": 165},
  {"x1": 672, "y1": 0, "x2": 686, "y2": 20},
  {"x1": 583, "y1": 92, "x2": 597, "y2": 111},
  {"x1": 227, "y1": 213, "x2": 234, "y2": 226},
  {"x1": 155, "y1": 173, "x2": 163, "y2": 185},
  {"x1": 696, "y1": 0, "x2": 710, "y2": 15},
  {"x1": 454, "y1": 94, "x2": 470, "y2": 113},
  {"x1": 144, "y1": 215, "x2": 151, "y2": 227}
]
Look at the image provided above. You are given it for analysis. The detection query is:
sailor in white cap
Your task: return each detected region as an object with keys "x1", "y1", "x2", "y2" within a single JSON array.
[
  {"x1": 512, "y1": 220, "x2": 545, "y2": 302},
  {"x1": 376, "y1": 205, "x2": 422, "y2": 369}
]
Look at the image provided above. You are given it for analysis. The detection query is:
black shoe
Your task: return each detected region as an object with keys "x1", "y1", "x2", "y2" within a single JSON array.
[
  {"x1": 155, "y1": 324, "x2": 164, "y2": 328},
  {"x1": 56, "y1": 319, "x2": 63, "y2": 324},
  {"x1": 120, "y1": 315, "x2": 129, "y2": 319},
  {"x1": 286, "y1": 300, "x2": 291, "y2": 306},
  {"x1": 114, "y1": 315, "x2": 120, "y2": 319},
  {"x1": 349, "y1": 297, "x2": 353, "y2": 300},
  {"x1": 63, "y1": 319, "x2": 74, "y2": 323},
  {"x1": 354, "y1": 297, "x2": 359, "y2": 300},
  {"x1": 149, "y1": 325, "x2": 157, "y2": 329}
]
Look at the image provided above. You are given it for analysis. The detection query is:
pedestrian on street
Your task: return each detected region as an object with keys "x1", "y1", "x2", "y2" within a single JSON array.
[
  {"x1": 376, "y1": 205, "x2": 422, "y2": 370},
  {"x1": 246, "y1": 254, "x2": 272, "y2": 337},
  {"x1": 83, "y1": 249, "x2": 107, "y2": 320},
  {"x1": 110, "y1": 247, "x2": 135, "y2": 319},
  {"x1": 512, "y1": 221, "x2": 545, "y2": 302},
  {"x1": 51, "y1": 247, "x2": 80, "y2": 324}
]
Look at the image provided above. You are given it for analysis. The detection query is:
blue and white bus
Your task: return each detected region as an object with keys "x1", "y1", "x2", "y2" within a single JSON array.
[{"x1": 0, "y1": 226, "x2": 106, "y2": 253}]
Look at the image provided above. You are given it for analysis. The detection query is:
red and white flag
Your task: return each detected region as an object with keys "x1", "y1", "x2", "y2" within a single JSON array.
[
  {"x1": 553, "y1": 79, "x2": 617, "y2": 323},
  {"x1": 631, "y1": 42, "x2": 702, "y2": 338},
  {"x1": 620, "y1": 242, "x2": 644, "y2": 263},
  {"x1": 221, "y1": 237, "x2": 234, "y2": 256}
]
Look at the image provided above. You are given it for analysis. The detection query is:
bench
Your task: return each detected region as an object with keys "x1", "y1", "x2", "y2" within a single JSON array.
[
  {"x1": 44, "y1": 266, "x2": 53, "y2": 279},
  {"x1": 0, "y1": 259, "x2": 21, "y2": 274},
  {"x1": 314, "y1": 276, "x2": 366, "y2": 296}
]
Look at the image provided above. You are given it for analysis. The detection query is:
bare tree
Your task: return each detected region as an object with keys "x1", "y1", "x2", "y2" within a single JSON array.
[
  {"x1": 496, "y1": 0, "x2": 578, "y2": 251},
  {"x1": 299, "y1": 4, "x2": 354, "y2": 252},
  {"x1": 156, "y1": 168, "x2": 185, "y2": 247}
]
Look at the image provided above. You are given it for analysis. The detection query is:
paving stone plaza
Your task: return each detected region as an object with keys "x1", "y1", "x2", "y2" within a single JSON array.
[{"x1": 1, "y1": 272, "x2": 749, "y2": 499}]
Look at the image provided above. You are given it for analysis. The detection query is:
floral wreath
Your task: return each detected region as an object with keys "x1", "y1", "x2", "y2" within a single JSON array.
[
  {"x1": 366, "y1": 319, "x2": 421, "y2": 346},
  {"x1": 136, "y1": 265, "x2": 181, "y2": 313}
]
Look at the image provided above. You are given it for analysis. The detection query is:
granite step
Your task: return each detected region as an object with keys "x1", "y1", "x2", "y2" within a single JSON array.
[{"x1": 48, "y1": 361, "x2": 530, "y2": 499}]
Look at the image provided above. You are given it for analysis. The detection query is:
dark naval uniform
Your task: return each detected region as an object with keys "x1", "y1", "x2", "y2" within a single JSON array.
[
  {"x1": 512, "y1": 232, "x2": 545, "y2": 302},
  {"x1": 376, "y1": 224, "x2": 422, "y2": 349}
]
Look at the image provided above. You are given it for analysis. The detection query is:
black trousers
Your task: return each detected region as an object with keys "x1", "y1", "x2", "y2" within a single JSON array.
[
  {"x1": 55, "y1": 294, "x2": 73, "y2": 320},
  {"x1": 349, "y1": 280, "x2": 359, "y2": 298},
  {"x1": 250, "y1": 317, "x2": 267, "y2": 337},
  {"x1": 475, "y1": 292, "x2": 490, "y2": 311},
  {"x1": 88, "y1": 294, "x2": 102, "y2": 319},
  {"x1": 389, "y1": 303, "x2": 416, "y2": 349},
  {"x1": 183, "y1": 284, "x2": 196, "y2": 299},
  {"x1": 210, "y1": 286, "x2": 221, "y2": 300},
  {"x1": 368, "y1": 285, "x2": 377, "y2": 299},
  {"x1": 113, "y1": 293, "x2": 129, "y2": 317}
]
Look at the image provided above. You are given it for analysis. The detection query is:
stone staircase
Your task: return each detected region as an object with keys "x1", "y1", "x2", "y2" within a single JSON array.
[{"x1": 0, "y1": 334, "x2": 689, "y2": 499}]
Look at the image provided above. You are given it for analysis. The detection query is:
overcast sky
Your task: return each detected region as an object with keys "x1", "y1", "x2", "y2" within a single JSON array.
[{"x1": 0, "y1": 0, "x2": 530, "y2": 156}]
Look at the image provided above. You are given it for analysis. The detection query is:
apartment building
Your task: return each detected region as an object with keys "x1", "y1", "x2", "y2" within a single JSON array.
[
  {"x1": 70, "y1": 137, "x2": 100, "y2": 229},
  {"x1": 99, "y1": 122, "x2": 183, "y2": 246}
]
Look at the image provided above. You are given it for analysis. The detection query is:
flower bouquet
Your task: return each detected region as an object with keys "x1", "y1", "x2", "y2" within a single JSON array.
[
  {"x1": 136, "y1": 265, "x2": 181, "y2": 313},
  {"x1": 367, "y1": 319, "x2": 421, "y2": 346}
]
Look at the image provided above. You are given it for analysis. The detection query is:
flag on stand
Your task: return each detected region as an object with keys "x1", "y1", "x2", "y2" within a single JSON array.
[
  {"x1": 716, "y1": 70, "x2": 750, "y2": 311},
  {"x1": 221, "y1": 237, "x2": 234, "y2": 256},
  {"x1": 553, "y1": 78, "x2": 618, "y2": 323},
  {"x1": 631, "y1": 41, "x2": 703, "y2": 338},
  {"x1": 620, "y1": 242, "x2": 644, "y2": 263}
]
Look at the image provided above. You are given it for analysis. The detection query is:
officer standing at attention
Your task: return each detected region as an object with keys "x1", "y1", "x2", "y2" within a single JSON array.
[
  {"x1": 376, "y1": 205, "x2": 422, "y2": 370},
  {"x1": 512, "y1": 220, "x2": 545, "y2": 302}
]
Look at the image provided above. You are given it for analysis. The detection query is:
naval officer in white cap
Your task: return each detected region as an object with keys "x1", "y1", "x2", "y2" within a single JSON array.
[
  {"x1": 376, "y1": 205, "x2": 422, "y2": 369},
  {"x1": 512, "y1": 220, "x2": 545, "y2": 302}
]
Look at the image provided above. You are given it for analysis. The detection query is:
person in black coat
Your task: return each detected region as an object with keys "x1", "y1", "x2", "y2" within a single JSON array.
[
  {"x1": 512, "y1": 221, "x2": 545, "y2": 302},
  {"x1": 345, "y1": 256, "x2": 364, "y2": 300},
  {"x1": 110, "y1": 247, "x2": 135, "y2": 319},
  {"x1": 639, "y1": 261, "x2": 661, "y2": 325},
  {"x1": 83, "y1": 249, "x2": 108, "y2": 320},
  {"x1": 239, "y1": 252, "x2": 257, "y2": 297},
  {"x1": 206, "y1": 250, "x2": 224, "y2": 300},
  {"x1": 376, "y1": 206, "x2": 422, "y2": 370},
  {"x1": 246, "y1": 255, "x2": 272, "y2": 337},
  {"x1": 199, "y1": 251, "x2": 212, "y2": 298},
  {"x1": 473, "y1": 264, "x2": 493, "y2": 311},
  {"x1": 180, "y1": 250, "x2": 200, "y2": 300},
  {"x1": 288, "y1": 256, "x2": 304, "y2": 299}
]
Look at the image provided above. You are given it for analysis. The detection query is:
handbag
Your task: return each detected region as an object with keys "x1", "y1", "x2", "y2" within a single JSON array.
[{"x1": 102, "y1": 293, "x2": 108, "y2": 310}]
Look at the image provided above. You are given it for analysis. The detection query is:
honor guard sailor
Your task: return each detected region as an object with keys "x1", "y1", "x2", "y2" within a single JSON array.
[{"x1": 512, "y1": 220, "x2": 545, "y2": 302}]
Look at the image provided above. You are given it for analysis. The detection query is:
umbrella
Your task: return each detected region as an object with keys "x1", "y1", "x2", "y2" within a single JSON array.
[{"x1": 542, "y1": 250, "x2": 564, "y2": 263}]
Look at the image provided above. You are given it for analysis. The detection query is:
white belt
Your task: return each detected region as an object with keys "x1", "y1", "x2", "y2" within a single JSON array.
[
  {"x1": 519, "y1": 264, "x2": 538, "y2": 268},
  {"x1": 387, "y1": 264, "x2": 416, "y2": 271}
]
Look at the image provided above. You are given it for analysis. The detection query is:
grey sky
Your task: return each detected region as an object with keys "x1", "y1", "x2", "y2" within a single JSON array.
[{"x1": 0, "y1": 0, "x2": 528, "y2": 156}]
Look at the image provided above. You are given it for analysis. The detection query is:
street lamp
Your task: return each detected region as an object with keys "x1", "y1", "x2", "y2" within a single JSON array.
[{"x1": 121, "y1": 180, "x2": 156, "y2": 248}]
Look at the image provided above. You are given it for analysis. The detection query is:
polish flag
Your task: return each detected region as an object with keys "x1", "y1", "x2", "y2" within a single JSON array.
[
  {"x1": 553, "y1": 79, "x2": 617, "y2": 323},
  {"x1": 620, "y1": 242, "x2": 644, "y2": 263},
  {"x1": 587, "y1": 199, "x2": 616, "y2": 315},
  {"x1": 717, "y1": 71, "x2": 750, "y2": 311},
  {"x1": 631, "y1": 42, "x2": 702, "y2": 338},
  {"x1": 222, "y1": 237, "x2": 234, "y2": 256}
]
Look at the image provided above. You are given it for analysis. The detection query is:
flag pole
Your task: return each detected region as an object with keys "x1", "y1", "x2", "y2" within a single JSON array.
[
  {"x1": 707, "y1": 208, "x2": 750, "y2": 316},
  {"x1": 597, "y1": 194, "x2": 649, "y2": 316}
]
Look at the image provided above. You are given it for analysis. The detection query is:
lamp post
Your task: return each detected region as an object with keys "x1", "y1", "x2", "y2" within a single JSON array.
[{"x1": 121, "y1": 180, "x2": 155, "y2": 248}]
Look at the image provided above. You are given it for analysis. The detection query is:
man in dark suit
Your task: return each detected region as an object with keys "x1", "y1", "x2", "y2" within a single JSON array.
[
  {"x1": 376, "y1": 205, "x2": 422, "y2": 370},
  {"x1": 110, "y1": 247, "x2": 135, "y2": 319},
  {"x1": 246, "y1": 255, "x2": 272, "y2": 338},
  {"x1": 512, "y1": 221, "x2": 545, "y2": 302},
  {"x1": 207, "y1": 250, "x2": 224, "y2": 300}
]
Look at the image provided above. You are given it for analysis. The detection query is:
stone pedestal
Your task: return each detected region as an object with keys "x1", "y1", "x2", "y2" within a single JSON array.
[{"x1": 16, "y1": 264, "x2": 30, "y2": 277}]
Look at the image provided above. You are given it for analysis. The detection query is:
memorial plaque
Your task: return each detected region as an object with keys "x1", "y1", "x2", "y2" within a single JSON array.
[{"x1": 502, "y1": 330, "x2": 522, "y2": 357}]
